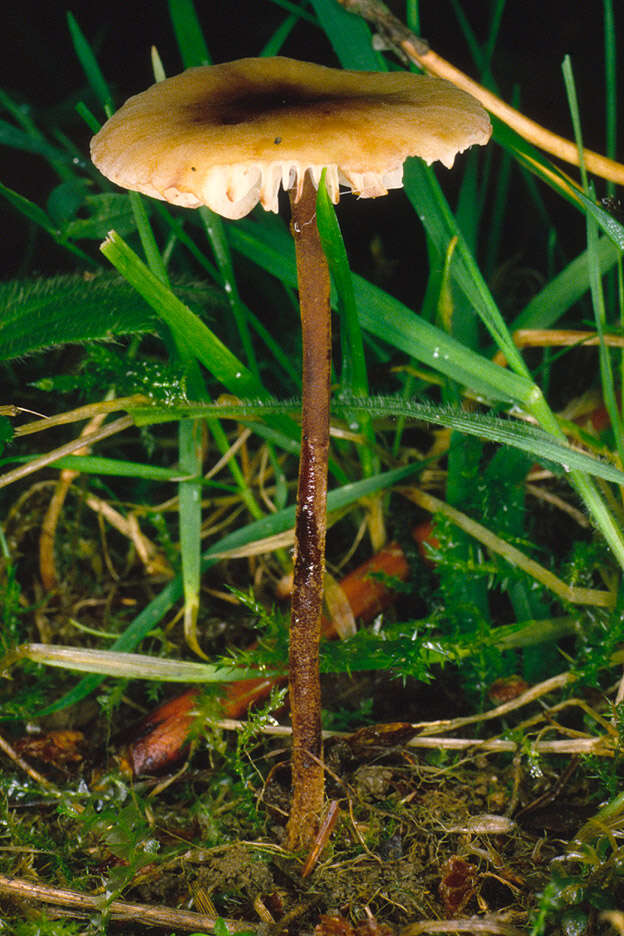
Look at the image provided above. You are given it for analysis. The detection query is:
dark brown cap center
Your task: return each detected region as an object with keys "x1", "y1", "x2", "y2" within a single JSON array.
[{"x1": 186, "y1": 83, "x2": 358, "y2": 126}]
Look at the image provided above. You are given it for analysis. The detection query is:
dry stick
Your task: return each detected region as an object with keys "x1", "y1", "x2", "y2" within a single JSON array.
[
  {"x1": 217, "y1": 719, "x2": 612, "y2": 755},
  {"x1": 301, "y1": 800, "x2": 341, "y2": 878},
  {"x1": 337, "y1": 0, "x2": 624, "y2": 185},
  {"x1": 0, "y1": 874, "x2": 253, "y2": 933},
  {"x1": 400, "y1": 917, "x2": 527, "y2": 936},
  {"x1": 286, "y1": 173, "x2": 332, "y2": 851},
  {"x1": 408, "y1": 736, "x2": 611, "y2": 755},
  {"x1": 0, "y1": 416, "x2": 134, "y2": 490},
  {"x1": 414, "y1": 670, "x2": 573, "y2": 734}
]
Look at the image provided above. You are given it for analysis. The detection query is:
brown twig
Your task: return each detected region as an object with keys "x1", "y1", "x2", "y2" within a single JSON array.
[
  {"x1": 0, "y1": 874, "x2": 254, "y2": 932},
  {"x1": 301, "y1": 799, "x2": 341, "y2": 877},
  {"x1": 336, "y1": 0, "x2": 624, "y2": 185}
]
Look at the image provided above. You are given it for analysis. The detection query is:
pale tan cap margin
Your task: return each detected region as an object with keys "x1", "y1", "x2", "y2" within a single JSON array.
[{"x1": 91, "y1": 56, "x2": 492, "y2": 220}]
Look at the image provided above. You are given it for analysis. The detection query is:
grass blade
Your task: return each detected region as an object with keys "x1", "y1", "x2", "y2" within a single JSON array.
[
  {"x1": 228, "y1": 219, "x2": 536, "y2": 406},
  {"x1": 100, "y1": 231, "x2": 263, "y2": 398},
  {"x1": 66, "y1": 12, "x2": 114, "y2": 117},
  {"x1": 12, "y1": 645, "x2": 255, "y2": 683},
  {"x1": 168, "y1": 0, "x2": 212, "y2": 67}
]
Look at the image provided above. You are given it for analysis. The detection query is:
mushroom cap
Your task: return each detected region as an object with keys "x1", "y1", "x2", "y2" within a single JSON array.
[{"x1": 91, "y1": 56, "x2": 491, "y2": 220}]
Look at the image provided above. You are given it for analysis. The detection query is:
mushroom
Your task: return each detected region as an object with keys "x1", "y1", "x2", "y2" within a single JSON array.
[{"x1": 91, "y1": 55, "x2": 491, "y2": 850}]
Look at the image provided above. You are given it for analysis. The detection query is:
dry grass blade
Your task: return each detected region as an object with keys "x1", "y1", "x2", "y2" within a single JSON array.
[
  {"x1": 13, "y1": 395, "x2": 149, "y2": 436},
  {"x1": 0, "y1": 416, "x2": 134, "y2": 489},
  {"x1": 414, "y1": 671, "x2": 574, "y2": 734},
  {"x1": 85, "y1": 493, "x2": 172, "y2": 576},
  {"x1": 39, "y1": 406, "x2": 111, "y2": 590},
  {"x1": 525, "y1": 483, "x2": 590, "y2": 528},
  {"x1": 602, "y1": 911, "x2": 624, "y2": 935},
  {"x1": 400, "y1": 916, "x2": 527, "y2": 936},
  {"x1": 402, "y1": 487, "x2": 615, "y2": 607},
  {"x1": 406, "y1": 736, "x2": 612, "y2": 754},
  {"x1": 0, "y1": 733, "x2": 59, "y2": 792},
  {"x1": 493, "y1": 329, "x2": 624, "y2": 367}
]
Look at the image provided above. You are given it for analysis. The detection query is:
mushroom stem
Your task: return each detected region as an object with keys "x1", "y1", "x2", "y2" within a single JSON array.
[{"x1": 286, "y1": 172, "x2": 332, "y2": 851}]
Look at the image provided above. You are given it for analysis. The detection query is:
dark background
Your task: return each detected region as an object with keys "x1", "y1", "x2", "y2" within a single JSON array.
[
  {"x1": 3, "y1": 0, "x2": 614, "y2": 131},
  {"x1": 2, "y1": 1, "x2": 621, "y2": 293}
]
